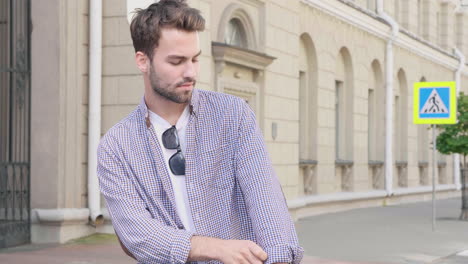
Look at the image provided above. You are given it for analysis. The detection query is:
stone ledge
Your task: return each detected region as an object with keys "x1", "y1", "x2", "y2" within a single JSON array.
[
  {"x1": 288, "y1": 188, "x2": 460, "y2": 221},
  {"x1": 32, "y1": 208, "x2": 89, "y2": 225},
  {"x1": 31, "y1": 208, "x2": 111, "y2": 244}
]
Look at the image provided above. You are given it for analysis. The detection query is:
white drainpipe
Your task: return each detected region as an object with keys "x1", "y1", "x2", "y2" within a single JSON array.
[
  {"x1": 453, "y1": 47, "x2": 465, "y2": 190},
  {"x1": 88, "y1": 0, "x2": 104, "y2": 226},
  {"x1": 377, "y1": 0, "x2": 399, "y2": 196}
]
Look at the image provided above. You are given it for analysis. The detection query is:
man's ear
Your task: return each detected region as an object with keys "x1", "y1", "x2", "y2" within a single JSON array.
[{"x1": 135, "y1": 51, "x2": 149, "y2": 73}]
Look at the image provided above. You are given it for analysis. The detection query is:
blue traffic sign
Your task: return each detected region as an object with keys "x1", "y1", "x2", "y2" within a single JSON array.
[{"x1": 413, "y1": 82, "x2": 456, "y2": 124}]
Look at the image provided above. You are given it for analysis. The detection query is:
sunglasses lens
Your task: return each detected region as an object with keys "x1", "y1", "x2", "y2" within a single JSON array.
[
  {"x1": 162, "y1": 126, "x2": 185, "y2": 175},
  {"x1": 162, "y1": 126, "x2": 179, "y2": 149},
  {"x1": 169, "y1": 151, "x2": 185, "y2": 175}
]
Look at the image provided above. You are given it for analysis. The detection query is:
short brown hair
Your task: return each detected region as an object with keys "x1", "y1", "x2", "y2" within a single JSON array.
[{"x1": 130, "y1": 0, "x2": 205, "y2": 60}]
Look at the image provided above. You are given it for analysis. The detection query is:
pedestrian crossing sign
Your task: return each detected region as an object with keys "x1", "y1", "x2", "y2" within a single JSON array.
[{"x1": 413, "y1": 81, "x2": 457, "y2": 124}]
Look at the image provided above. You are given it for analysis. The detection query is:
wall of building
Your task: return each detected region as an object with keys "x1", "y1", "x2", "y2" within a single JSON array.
[
  {"x1": 31, "y1": 0, "x2": 92, "y2": 243},
  {"x1": 28, "y1": 0, "x2": 468, "y2": 243}
]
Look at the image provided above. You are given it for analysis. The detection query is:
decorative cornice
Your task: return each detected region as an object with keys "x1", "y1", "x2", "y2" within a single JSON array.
[
  {"x1": 418, "y1": 161, "x2": 429, "y2": 168},
  {"x1": 335, "y1": 159, "x2": 354, "y2": 166},
  {"x1": 212, "y1": 42, "x2": 276, "y2": 70},
  {"x1": 368, "y1": 160, "x2": 384, "y2": 166},
  {"x1": 395, "y1": 161, "x2": 408, "y2": 168},
  {"x1": 299, "y1": 159, "x2": 318, "y2": 165},
  {"x1": 300, "y1": 0, "x2": 468, "y2": 75}
]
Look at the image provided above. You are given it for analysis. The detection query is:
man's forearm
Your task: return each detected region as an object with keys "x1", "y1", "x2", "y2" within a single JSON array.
[
  {"x1": 119, "y1": 234, "x2": 287, "y2": 263},
  {"x1": 187, "y1": 236, "x2": 220, "y2": 261},
  {"x1": 188, "y1": 236, "x2": 268, "y2": 263}
]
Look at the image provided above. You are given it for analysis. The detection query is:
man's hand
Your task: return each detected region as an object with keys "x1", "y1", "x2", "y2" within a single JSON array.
[
  {"x1": 217, "y1": 239, "x2": 268, "y2": 264},
  {"x1": 189, "y1": 236, "x2": 268, "y2": 264}
]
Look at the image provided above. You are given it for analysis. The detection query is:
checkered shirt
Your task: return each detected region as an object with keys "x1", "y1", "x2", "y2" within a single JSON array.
[{"x1": 97, "y1": 89, "x2": 304, "y2": 264}]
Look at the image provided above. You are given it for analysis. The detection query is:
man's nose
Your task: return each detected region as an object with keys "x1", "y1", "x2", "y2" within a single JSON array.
[{"x1": 183, "y1": 61, "x2": 197, "y2": 79}]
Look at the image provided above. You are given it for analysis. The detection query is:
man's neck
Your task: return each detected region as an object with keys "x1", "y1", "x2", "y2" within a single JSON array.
[{"x1": 144, "y1": 91, "x2": 188, "y2": 126}]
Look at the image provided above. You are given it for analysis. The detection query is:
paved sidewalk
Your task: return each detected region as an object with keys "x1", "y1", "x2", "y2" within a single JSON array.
[
  {"x1": 296, "y1": 197, "x2": 468, "y2": 264},
  {"x1": 0, "y1": 234, "x2": 132, "y2": 264},
  {"x1": 0, "y1": 198, "x2": 467, "y2": 264}
]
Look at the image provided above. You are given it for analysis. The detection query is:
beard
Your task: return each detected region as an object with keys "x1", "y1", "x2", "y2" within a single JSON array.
[{"x1": 148, "y1": 63, "x2": 195, "y2": 104}]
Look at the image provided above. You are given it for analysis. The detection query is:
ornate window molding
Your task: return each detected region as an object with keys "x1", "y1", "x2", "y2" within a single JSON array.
[
  {"x1": 212, "y1": 42, "x2": 275, "y2": 73},
  {"x1": 217, "y1": 3, "x2": 258, "y2": 50},
  {"x1": 211, "y1": 41, "x2": 274, "y2": 128}
]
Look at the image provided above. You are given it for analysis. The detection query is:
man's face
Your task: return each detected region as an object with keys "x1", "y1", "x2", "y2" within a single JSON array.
[{"x1": 148, "y1": 28, "x2": 201, "y2": 104}]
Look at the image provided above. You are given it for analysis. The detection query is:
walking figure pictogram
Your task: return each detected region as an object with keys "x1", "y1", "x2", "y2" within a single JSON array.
[
  {"x1": 420, "y1": 89, "x2": 448, "y2": 115},
  {"x1": 426, "y1": 94, "x2": 442, "y2": 113}
]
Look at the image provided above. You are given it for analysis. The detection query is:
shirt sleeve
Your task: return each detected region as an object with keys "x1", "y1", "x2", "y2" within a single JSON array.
[
  {"x1": 97, "y1": 134, "x2": 194, "y2": 264},
  {"x1": 235, "y1": 101, "x2": 304, "y2": 264}
]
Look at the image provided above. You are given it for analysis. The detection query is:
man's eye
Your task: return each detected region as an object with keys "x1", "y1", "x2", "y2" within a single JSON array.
[{"x1": 170, "y1": 61, "x2": 182, "y2": 65}]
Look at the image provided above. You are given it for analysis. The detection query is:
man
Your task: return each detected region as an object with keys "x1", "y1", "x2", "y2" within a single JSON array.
[{"x1": 97, "y1": 0, "x2": 303, "y2": 263}]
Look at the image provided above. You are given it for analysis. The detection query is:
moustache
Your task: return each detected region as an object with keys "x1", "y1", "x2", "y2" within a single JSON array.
[{"x1": 176, "y1": 78, "x2": 196, "y2": 87}]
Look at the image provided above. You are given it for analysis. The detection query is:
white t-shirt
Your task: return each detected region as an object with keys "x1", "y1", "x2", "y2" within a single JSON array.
[{"x1": 148, "y1": 106, "x2": 196, "y2": 233}]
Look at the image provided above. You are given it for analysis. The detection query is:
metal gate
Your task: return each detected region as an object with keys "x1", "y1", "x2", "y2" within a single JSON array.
[{"x1": 0, "y1": 0, "x2": 31, "y2": 248}]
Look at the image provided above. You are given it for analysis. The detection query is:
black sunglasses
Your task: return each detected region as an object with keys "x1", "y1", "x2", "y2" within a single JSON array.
[{"x1": 162, "y1": 126, "x2": 185, "y2": 175}]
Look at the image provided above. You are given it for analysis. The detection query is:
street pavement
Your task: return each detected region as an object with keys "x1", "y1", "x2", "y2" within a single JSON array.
[
  {"x1": 296, "y1": 197, "x2": 468, "y2": 264},
  {"x1": 0, "y1": 198, "x2": 467, "y2": 263}
]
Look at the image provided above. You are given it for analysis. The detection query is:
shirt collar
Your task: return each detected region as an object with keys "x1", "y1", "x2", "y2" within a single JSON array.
[{"x1": 139, "y1": 89, "x2": 200, "y2": 128}]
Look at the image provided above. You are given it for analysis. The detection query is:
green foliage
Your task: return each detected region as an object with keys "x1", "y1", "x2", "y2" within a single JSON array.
[{"x1": 436, "y1": 92, "x2": 468, "y2": 168}]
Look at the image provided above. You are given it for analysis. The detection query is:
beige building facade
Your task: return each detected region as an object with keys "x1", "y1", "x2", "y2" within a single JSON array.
[{"x1": 26, "y1": 0, "x2": 468, "y2": 243}]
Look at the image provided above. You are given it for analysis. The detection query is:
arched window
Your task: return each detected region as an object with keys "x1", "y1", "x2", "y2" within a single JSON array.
[
  {"x1": 368, "y1": 60, "x2": 384, "y2": 189},
  {"x1": 212, "y1": 5, "x2": 272, "y2": 128},
  {"x1": 335, "y1": 47, "x2": 354, "y2": 192},
  {"x1": 217, "y1": 5, "x2": 257, "y2": 51},
  {"x1": 299, "y1": 33, "x2": 318, "y2": 195},
  {"x1": 395, "y1": 69, "x2": 408, "y2": 187},
  {"x1": 368, "y1": 60, "x2": 384, "y2": 162},
  {"x1": 418, "y1": 77, "x2": 429, "y2": 185},
  {"x1": 224, "y1": 18, "x2": 248, "y2": 48},
  {"x1": 395, "y1": 69, "x2": 408, "y2": 162}
]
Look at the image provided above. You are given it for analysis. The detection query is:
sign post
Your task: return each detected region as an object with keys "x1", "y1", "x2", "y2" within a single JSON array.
[{"x1": 413, "y1": 81, "x2": 457, "y2": 231}]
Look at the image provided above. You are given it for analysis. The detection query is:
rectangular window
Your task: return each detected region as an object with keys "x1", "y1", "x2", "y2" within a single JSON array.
[
  {"x1": 417, "y1": 0, "x2": 422, "y2": 35},
  {"x1": 335, "y1": 81, "x2": 343, "y2": 160},
  {"x1": 394, "y1": 0, "x2": 400, "y2": 23},
  {"x1": 368, "y1": 89, "x2": 374, "y2": 160},
  {"x1": 395, "y1": 95, "x2": 401, "y2": 161},
  {"x1": 456, "y1": 14, "x2": 461, "y2": 48},
  {"x1": 299, "y1": 71, "x2": 307, "y2": 160},
  {"x1": 367, "y1": 0, "x2": 376, "y2": 12},
  {"x1": 436, "y1": 11, "x2": 440, "y2": 45}
]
